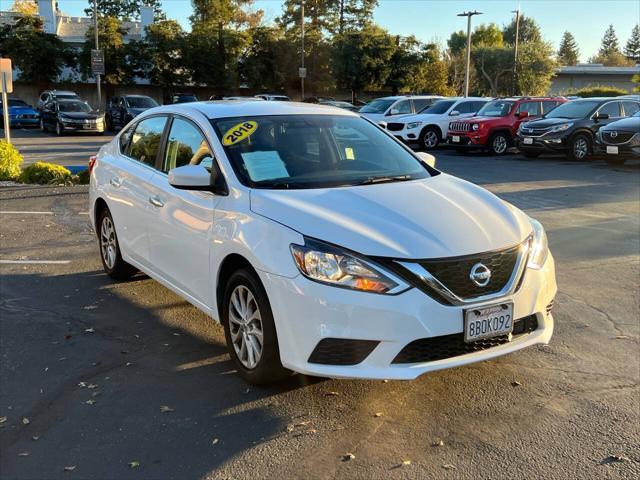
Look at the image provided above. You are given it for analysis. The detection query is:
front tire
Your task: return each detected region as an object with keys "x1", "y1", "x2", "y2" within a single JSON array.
[
  {"x1": 568, "y1": 134, "x2": 591, "y2": 161},
  {"x1": 97, "y1": 208, "x2": 137, "y2": 280},
  {"x1": 419, "y1": 126, "x2": 440, "y2": 150},
  {"x1": 489, "y1": 132, "x2": 510, "y2": 155},
  {"x1": 222, "y1": 268, "x2": 290, "y2": 385}
]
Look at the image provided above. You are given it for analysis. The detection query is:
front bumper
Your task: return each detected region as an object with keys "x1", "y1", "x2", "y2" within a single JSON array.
[
  {"x1": 516, "y1": 133, "x2": 568, "y2": 154},
  {"x1": 260, "y1": 253, "x2": 557, "y2": 380},
  {"x1": 60, "y1": 120, "x2": 105, "y2": 133},
  {"x1": 446, "y1": 132, "x2": 489, "y2": 148},
  {"x1": 594, "y1": 143, "x2": 640, "y2": 159},
  {"x1": 9, "y1": 118, "x2": 39, "y2": 128}
]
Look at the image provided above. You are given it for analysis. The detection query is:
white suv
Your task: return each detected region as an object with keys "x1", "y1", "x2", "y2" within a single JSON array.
[
  {"x1": 387, "y1": 97, "x2": 490, "y2": 149},
  {"x1": 358, "y1": 95, "x2": 443, "y2": 124},
  {"x1": 89, "y1": 101, "x2": 556, "y2": 385}
]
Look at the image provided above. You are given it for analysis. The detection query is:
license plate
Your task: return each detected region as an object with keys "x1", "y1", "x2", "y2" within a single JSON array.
[
  {"x1": 464, "y1": 303, "x2": 514, "y2": 343},
  {"x1": 606, "y1": 146, "x2": 619, "y2": 154},
  {"x1": 452, "y1": 135, "x2": 460, "y2": 143},
  {"x1": 523, "y1": 137, "x2": 533, "y2": 145}
]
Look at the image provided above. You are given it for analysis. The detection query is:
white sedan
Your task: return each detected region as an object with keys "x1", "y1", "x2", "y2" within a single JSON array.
[{"x1": 89, "y1": 100, "x2": 556, "y2": 384}]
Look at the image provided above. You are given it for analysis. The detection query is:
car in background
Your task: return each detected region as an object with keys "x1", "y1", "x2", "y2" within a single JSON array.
[
  {"x1": 386, "y1": 97, "x2": 490, "y2": 149},
  {"x1": 254, "y1": 94, "x2": 292, "y2": 101},
  {"x1": 37, "y1": 90, "x2": 80, "y2": 112},
  {"x1": 595, "y1": 110, "x2": 640, "y2": 165},
  {"x1": 39, "y1": 99, "x2": 105, "y2": 135},
  {"x1": 319, "y1": 100, "x2": 358, "y2": 112},
  {"x1": 106, "y1": 95, "x2": 159, "y2": 131},
  {"x1": 169, "y1": 93, "x2": 199, "y2": 104},
  {"x1": 358, "y1": 95, "x2": 443, "y2": 124},
  {"x1": 303, "y1": 96, "x2": 336, "y2": 103},
  {"x1": 221, "y1": 96, "x2": 265, "y2": 101},
  {"x1": 0, "y1": 98, "x2": 39, "y2": 129},
  {"x1": 448, "y1": 97, "x2": 566, "y2": 155},
  {"x1": 517, "y1": 97, "x2": 640, "y2": 161}
]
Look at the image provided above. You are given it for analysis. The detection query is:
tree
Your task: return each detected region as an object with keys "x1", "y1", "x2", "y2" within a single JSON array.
[
  {"x1": 447, "y1": 30, "x2": 467, "y2": 56},
  {"x1": 385, "y1": 35, "x2": 423, "y2": 94},
  {"x1": 557, "y1": 31, "x2": 579, "y2": 65},
  {"x1": 11, "y1": 0, "x2": 38, "y2": 16},
  {"x1": 503, "y1": 14, "x2": 542, "y2": 45},
  {"x1": 516, "y1": 41, "x2": 556, "y2": 95},
  {"x1": 472, "y1": 46, "x2": 514, "y2": 96},
  {"x1": 85, "y1": 0, "x2": 164, "y2": 21},
  {"x1": 624, "y1": 24, "x2": 640, "y2": 63},
  {"x1": 240, "y1": 25, "x2": 297, "y2": 91},
  {"x1": 472, "y1": 23, "x2": 503, "y2": 48},
  {"x1": 333, "y1": 0, "x2": 378, "y2": 34},
  {"x1": 590, "y1": 24, "x2": 634, "y2": 66},
  {"x1": 80, "y1": 16, "x2": 131, "y2": 85}
]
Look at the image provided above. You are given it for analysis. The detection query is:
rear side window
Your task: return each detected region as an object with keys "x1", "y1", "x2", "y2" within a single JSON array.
[
  {"x1": 455, "y1": 101, "x2": 477, "y2": 114},
  {"x1": 622, "y1": 101, "x2": 640, "y2": 116},
  {"x1": 412, "y1": 98, "x2": 433, "y2": 112},
  {"x1": 163, "y1": 118, "x2": 214, "y2": 173},
  {"x1": 542, "y1": 101, "x2": 561, "y2": 114},
  {"x1": 393, "y1": 100, "x2": 412, "y2": 115},
  {"x1": 127, "y1": 116, "x2": 167, "y2": 167},
  {"x1": 597, "y1": 102, "x2": 621, "y2": 118},
  {"x1": 517, "y1": 102, "x2": 541, "y2": 116}
]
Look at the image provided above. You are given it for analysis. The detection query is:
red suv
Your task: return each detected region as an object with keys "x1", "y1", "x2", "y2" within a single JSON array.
[{"x1": 446, "y1": 97, "x2": 567, "y2": 155}]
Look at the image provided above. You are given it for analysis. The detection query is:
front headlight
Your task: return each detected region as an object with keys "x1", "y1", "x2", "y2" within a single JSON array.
[
  {"x1": 407, "y1": 122, "x2": 422, "y2": 129},
  {"x1": 527, "y1": 218, "x2": 549, "y2": 269},
  {"x1": 290, "y1": 239, "x2": 408, "y2": 294},
  {"x1": 549, "y1": 123, "x2": 573, "y2": 133},
  {"x1": 471, "y1": 123, "x2": 480, "y2": 131}
]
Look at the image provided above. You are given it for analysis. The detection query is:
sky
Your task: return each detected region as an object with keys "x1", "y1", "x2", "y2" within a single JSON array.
[{"x1": 10, "y1": 0, "x2": 640, "y2": 62}]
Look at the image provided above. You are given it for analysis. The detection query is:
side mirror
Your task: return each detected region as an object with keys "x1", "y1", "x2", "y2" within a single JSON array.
[
  {"x1": 449, "y1": 110, "x2": 460, "y2": 116},
  {"x1": 388, "y1": 108, "x2": 399, "y2": 116},
  {"x1": 518, "y1": 111, "x2": 529, "y2": 119},
  {"x1": 595, "y1": 112, "x2": 609, "y2": 121},
  {"x1": 169, "y1": 164, "x2": 227, "y2": 194},
  {"x1": 416, "y1": 151, "x2": 436, "y2": 168}
]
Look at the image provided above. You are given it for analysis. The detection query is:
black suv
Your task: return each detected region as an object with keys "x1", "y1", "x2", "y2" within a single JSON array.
[
  {"x1": 517, "y1": 97, "x2": 640, "y2": 161},
  {"x1": 105, "y1": 95, "x2": 159, "y2": 131},
  {"x1": 595, "y1": 109, "x2": 640, "y2": 165}
]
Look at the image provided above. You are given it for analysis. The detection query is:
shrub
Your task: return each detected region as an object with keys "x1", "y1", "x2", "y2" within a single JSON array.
[
  {"x1": 76, "y1": 169, "x2": 90, "y2": 185},
  {"x1": 19, "y1": 162, "x2": 72, "y2": 185},
  {"x1": 566, "y1": 86, "x2": 630, "y2": 98},
  {"x1": 0, "y1": 140, "x2": 23, "y2": 181}
]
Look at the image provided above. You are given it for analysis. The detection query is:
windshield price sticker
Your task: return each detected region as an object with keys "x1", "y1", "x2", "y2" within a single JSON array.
[{"x1": 223, "y1": 121, "x2": 258, "y2": 146}]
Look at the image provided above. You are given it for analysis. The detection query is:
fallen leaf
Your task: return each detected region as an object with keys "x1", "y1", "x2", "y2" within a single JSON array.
[
  {"x1": 64, "y1": 466, "x2": 76, "y2": 472},
  {"x1": 18, "y1": 452, "x2": 30, "y2": 457},
  {"x1": 0, "y1": 416, "x2": 7, "y2": 424},
  {"x1": 374, "y1": 412, "x2": 384, "y2": 418},
  {"x1": 84, "y1": 328, "x2": 95, "y2": 333},
  {"x1": 126, "y1": 362, "x2": 133, "y2": 367},
  {"x1": 87, "y1": 384, "x2": 98, "y2": 389},
  {"x1": 84, "y1": 399, "x2": 96, "y2": 405},
  {"x1": 172, "y1": 333, "x2": 180, "y2": 336},
  {"x1": 78, "y1": 382, "x2": 87, "y2": 388},
  {"x1": 243, "y1": 388, "x2": 250, "y2": 394},
  {"x1": 511, "y1": 380, "x2": 522, "y2": 387},
  {"x1": 306, "y1": 428, "x2": 317, "y2": 434},
  {"x1": 295, "y1": 420, "x2": 311, "y2": 427},
  {"x1": 433, "y1": 440, "x2": 444, "y2": 447},
  {"x1": 383, "y1": 379, "x2": 389, "y2": 383},
  {"x1": 21, "y1": 417, "x2": 30, "y2": 425},
  {"x1": 401, "y1": 460, "x2": 411, "y2": 466},
  {"x1": 602, "y1": 454, "x2": 629, "y2": 464},
  {"x1": 160, "y1": 405, "x2": 174, "y2": 413},
  {"x1": 211, "y1": 438, "x2": 219, "y2": 446},
  {"x1": 32, "y1": 435, "x2": 40, "y2": 441},
  {"x1": 342, "y1": 453, "x2": 355, "y2": 461},
  {"x1": 325, "y1": 391, "x2": 340, "y2": 396},
  {"x1": 442, "y1": 464, "x2": 456, "y2": 470},
  {"x1": 91, "y1": 391, "x2": 101, "y2": 398},
  {"x1": 83, "y1": 305, "x2": 97, "y2": 310},
  {"x1": 128, "y1": 461, "x2": 140, "y2": 469},
  {"x1": 614, "y1": 335, "x2": 629, "y2": 340}
]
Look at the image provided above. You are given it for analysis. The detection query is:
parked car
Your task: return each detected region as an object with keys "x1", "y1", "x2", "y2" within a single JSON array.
[
  {"x1": 254, "y1": 94, "x2": 292, "y2": 101},
  {"x1": 319, "y1": 100, "x2": 358, "y2": 111},
  {"x1": 386, "y1": 97, "x2": 490, "y2": 149},
  {"x1": 37, "y1": 90, "x2": 79, "y2": 112},
  {"x1": 447, "y1": 97, "x2": 567, "y2": 155},
  {"x1": 169, "y1": 93, "x2": 199, "y2": 104},
  {"x1": 106, "y1": 95, "x2": 159, "y2": 131},
  {"x1": 303, "y1": 96, "x2": 336, "y2": 103},
  {"x1": 40, "y1": 99, "x2": 105, "y2": 135},
  {"x1": 358, "y1": 95, "x2": 443, "y2": 123},
  {"x1": 89, "y1": 101, "x2": 556, "y2": 385},
  {"x1": 594, "y1": 109, "x2": 640, "y2": 164},
  {"x1": 221, "y1": 96, "x2": 264, "y2": 101},
  {"x1": 0, "y1": 98, "x2": 39, "y2": 129},
  {"x1": 517, "y1": 97, "x2": 640, "y2": 161}
]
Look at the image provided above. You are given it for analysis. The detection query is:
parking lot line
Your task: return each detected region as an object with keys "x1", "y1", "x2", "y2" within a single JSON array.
[
  {"x1": 0, "y1": 211, "x2": 55, "y2": 215},
  {"x1": 0, "y1": 260, "x2": 72, "y2": 264}
]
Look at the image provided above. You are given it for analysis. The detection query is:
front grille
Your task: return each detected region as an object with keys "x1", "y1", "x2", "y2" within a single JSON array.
[
  {"x1": 520, "y1": 126, "x2": 549, "y2": 136},
  {"x1": 386, "y1": 123, "x2": 405, "y2": 132},
  {"x1": 419, "y1": 244, "x2": 521, "y2": 299},
  {"x1": 392, "y1": 315, "x2": 538, "y2": 364},
  {"x1": 308, "y1": 338, "x2": 379, "y2": 365},
  {"x1": 449, "y1": 122, "x2": 470, "y2": 132},
  {"x1": 17, "y1": 114, "x2": 38, "y2": 119},
  {"x1": 601, "y1": 131, "x2": 635, "y2": 145}
]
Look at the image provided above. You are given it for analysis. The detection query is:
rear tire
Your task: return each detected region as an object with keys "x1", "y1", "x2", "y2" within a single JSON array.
[
  {"x1": 419, "y1": 126, "x2": 440, "y2": 150},
  {"x1": 568, "y1": 134, "x2": 591, "y2": 161},
  {"x1": 489, "y1": 132, "x2": 510, "y2": 155},
  {"x1": 97, "y1": 208, "x2": 137, "y2": 280},
  {"x1": 222, "y1": 268, "x2": 290, "y2": 385}
]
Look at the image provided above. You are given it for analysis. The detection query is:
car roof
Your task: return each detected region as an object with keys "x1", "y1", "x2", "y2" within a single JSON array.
[
  {"x1": 151, "y1": 100, "x2": 357, "y2": 119},
  {"x1": 123, "y1": 94, "x2": 152, "y2": 98},
  {"x1": 51, "y1": 91, "x2": 77, "y2": 95}
]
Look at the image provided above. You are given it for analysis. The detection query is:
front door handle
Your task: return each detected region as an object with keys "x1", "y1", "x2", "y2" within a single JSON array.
[
  {"x1": 110, "y1": 178, "x2": 122, "y2": 187},
  {"x1": 149, "y1": 196, "x2": 164, "y2": 208}
]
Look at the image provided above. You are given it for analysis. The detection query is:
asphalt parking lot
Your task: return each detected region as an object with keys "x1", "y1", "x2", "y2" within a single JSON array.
[{"x1": 1, "y1": 132, "x2": 639, "y2": 479}]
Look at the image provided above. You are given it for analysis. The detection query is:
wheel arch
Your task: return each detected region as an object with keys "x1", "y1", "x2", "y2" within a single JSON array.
[
  {"x1": 93, "y1": 197, "x2": 109, "y2": 233},
  {"x1": 216, "y1": 253, "x2": 259, "y2": 324},
  {"x1": 421, "y1": 124, "x2": 443, "y2": 140}
]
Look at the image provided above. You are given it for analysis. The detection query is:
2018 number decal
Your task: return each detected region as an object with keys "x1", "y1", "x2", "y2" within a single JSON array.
[{"x1": 222, "y1": 121, "x2": 258, "y2": 146}]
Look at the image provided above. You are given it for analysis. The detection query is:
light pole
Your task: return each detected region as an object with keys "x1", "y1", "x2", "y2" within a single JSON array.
[
  {"x1": 93, "y1": 0, "x2": 101, "y2": 108},
  {"x1": 512, "y1": 8, "x2": 521, "y2": 95},
  {"x1": 457, "y1": 10, "x2": 482, "y2": 97},
  {"x1": 300, "y1": 1, "x2": 305, "y2": 100}
]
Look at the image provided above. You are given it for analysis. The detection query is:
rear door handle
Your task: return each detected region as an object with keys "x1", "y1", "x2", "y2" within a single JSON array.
[
  {"x1": 110, "y1": 178, "x2": 122, "y2": 188},
  {"x1": 149, "y1": 196, "x2": 164, "y2": 208}
]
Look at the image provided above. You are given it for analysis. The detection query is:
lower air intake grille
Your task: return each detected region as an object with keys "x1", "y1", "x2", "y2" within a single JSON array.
[
  {"x1": 392, "y1": 315, "x2": 538, "y2": 364},
  {"x1": 308, "y1": 338, "x2": 379, "y2": 365}
]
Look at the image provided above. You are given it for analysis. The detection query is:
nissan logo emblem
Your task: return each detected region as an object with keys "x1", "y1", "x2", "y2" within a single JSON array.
[
  {"x1": 610, "y1": 131, "x2": 618, "y2": 138},
  {"x1": 470, "y1": 263, "x2": 491, "y2": 287}
]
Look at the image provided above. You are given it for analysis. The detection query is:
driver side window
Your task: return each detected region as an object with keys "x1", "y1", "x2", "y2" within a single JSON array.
[
  {"x1": 163, "y1": 117, "x2": 214, "y2": 173},
  {"x1": 393, "y1": 100, "x2": 412, "y2": 115}
]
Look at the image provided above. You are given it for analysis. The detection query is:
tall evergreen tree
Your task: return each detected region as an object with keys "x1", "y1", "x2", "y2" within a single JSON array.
[
  {"x1": 557, "y1": 31, "x2": 580, "y2": 65},
  {"x1": 503, "y1": 14, "x2": 542, "y2": 45},
  {"x1": 598, "y1": 25, "x2": 621, "y2": 56},
  {"x1": 624, "y1": 24, "x2": 640, "y2": 63}
]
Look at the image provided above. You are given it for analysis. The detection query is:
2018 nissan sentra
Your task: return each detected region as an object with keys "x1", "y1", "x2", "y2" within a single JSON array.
[{"x1": 89, "y1": 101, "x2": 557, "y2": 385}]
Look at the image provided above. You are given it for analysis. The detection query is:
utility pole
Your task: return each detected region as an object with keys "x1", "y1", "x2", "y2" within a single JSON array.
[
  {"x1": 512, "y1": 7, "x2": 521, "y2": 95},
  {"x1": 93, "y1": 0, "x2": 101, "y2": 109},
  {"x1": 300, "y1": 1, "x2": 305, "y2": 101},
  {"x1": 457, "y1": 10, "x2": 482, "y2": 97}
]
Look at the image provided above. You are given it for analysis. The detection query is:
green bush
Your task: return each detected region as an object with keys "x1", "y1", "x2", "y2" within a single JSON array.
[
  {"x1": 567, "y1": 86, "x2": 630, "y2": 98},
  {"x1": 0, "y1": 140, "x2": 23, "y2": 181},
  {"x1": 19, "y1": 162, "x2": 72, "y2": 185},
  {"x1": 76, "y1": 169, "x2": 90, "y2": 185}
]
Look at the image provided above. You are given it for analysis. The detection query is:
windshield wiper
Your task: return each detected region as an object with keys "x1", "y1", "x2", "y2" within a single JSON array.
[{"x1": 356, "y1": 175, "x2": 414, "y2": 186}]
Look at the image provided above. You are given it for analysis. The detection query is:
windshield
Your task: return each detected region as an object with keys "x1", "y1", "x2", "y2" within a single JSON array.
[
  {"x1": 476, "y1": 100, "x2": 515, "y2": 117},
  {"x1": 126, "y1": 97, "x2": 158, "y2": 108},
  {"x1": 359, "y1": 99, "x2": 396, "y2": 114},
  {"x1": 545, "y1": 100, "x2": 600, "y2": 119},
  {"x1": 212, "y1": 115, "x2": 430, "y2": 189},
  {"x1": 58, "y1": 101, "x2": 92, "y2": 113},
  {"x1": 419, "y1": 99, "x2": 457, "y2": 115}
]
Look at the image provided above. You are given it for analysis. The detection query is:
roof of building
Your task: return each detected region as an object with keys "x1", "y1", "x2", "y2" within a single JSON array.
[
  {"x1": 557, "y1": 65, "x2": 640, "y2": 75},
  {"x1": 55, "y1": 16, "x2": 143, "y2": 43}
]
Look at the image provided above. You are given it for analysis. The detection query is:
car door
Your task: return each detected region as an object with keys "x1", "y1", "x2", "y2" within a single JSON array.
[
  {"x1": 145, "y1": 115, "x2": 219, "y2": 307},
  {"x1": 108, "y1": 115, "x2": 169, "y2": 266},
  {"x1": 515, "y1": 101, "x2": 542, "y2": 130}
]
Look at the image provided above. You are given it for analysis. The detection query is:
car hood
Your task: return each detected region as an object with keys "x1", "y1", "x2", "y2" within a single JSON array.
[
  {"x1": 9, "y1": 106, "x2": 38, "y2": 115},
  {"x1": 600, "y1": 116, "x2": 640, "y2": 131},
  {"x1": 59, "y1": 112, "x2": 101, "y2": 120},
  {"x1": 459, "y1": 116, "x2": 499, "y2": 124},
  {"x1": 524, "y1": 117, "x2": 575, "y2": 128},
  {"x1": 250, "y1": 174, "x2": 532, "y2": 259}
]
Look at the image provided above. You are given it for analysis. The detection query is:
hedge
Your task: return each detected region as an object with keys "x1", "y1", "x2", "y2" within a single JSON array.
[
  {"x1": 19, "y1": 162, "x2": 73, "y2": 185},
  {"x1": 0, "y1": 140, "x2": 23, "y2": 181},
  {"x1": 566, "y1": 86, "x2": 631, "y2": 98}
]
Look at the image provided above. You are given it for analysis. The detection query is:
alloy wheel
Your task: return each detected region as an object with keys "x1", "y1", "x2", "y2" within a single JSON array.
[
  {"x1": 228, "y1": 285, "x2": 264, "y2": 369},
  {"x1": 573, "y1": 138, "x2": 588, "y2": 160},
  {"x1": 100, "y1": 216, "x2": 117, "y2": 270},
  {"x1": 423, "y1": 130, "x2": 438, "y2": 148},
  {"x1": 493, "y1": 135, "x2": 508, "y2": 154}
]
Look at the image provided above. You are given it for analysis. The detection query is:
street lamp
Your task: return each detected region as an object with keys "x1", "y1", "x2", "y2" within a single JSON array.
[
  {"x1": 457, "y1": 10, "x2": 482, "y2": 97},
  {"x1": 300, "y1": 1, "x2": 305, "y2": 100},
  {"x1": 511, "y1": 8, "x2": 521, "y2": 95},
  {"x1": 93, "y1": 0, "x2": 101, "y2": 108}
]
